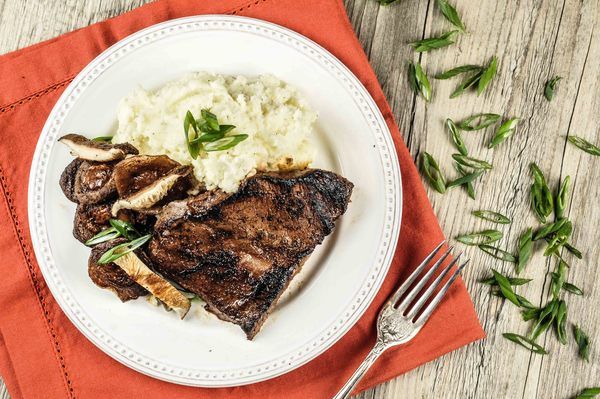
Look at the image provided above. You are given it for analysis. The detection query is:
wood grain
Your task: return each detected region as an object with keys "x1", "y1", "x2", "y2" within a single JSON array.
[{"x1": 0, "y1": 0, "x2": 598, "y2": 398}]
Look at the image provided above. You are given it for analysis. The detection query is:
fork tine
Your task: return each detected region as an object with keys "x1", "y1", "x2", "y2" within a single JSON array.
[
  {"x1": 414, "y1": 260, "x2": 469, "y2": 325},
  {"x1": 395, "y1": 246, "x2": 453, "y2": 312},
  {"x1": 386, "y1": 241, "x2": 446, "y2": 307},
  {"x1": 405, "y1": 253, "x2": 462, "y2": 319}
]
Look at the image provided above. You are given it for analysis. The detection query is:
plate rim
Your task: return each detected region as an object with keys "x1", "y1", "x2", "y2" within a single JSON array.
[{"x1": 27, "y1": 14, "x2": 403, "y2": 387}]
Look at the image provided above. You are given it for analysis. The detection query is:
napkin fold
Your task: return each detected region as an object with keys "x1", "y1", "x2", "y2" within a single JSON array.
[{"x1": 0, "y1": 0, "x2": 484, "y2": 398}]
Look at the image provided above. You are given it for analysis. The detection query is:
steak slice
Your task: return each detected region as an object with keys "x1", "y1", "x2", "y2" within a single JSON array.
[{"x1": 147, "y1": 169, "x2": 353, "y2": 339}]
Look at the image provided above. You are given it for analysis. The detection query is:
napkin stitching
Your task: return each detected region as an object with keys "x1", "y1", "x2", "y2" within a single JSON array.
[
  {"x1": 230, "y1": 0, "x2": 270, "y2": 14},
  {"x1": 0, "y1": 168, "x2": 75, "y2": 398},
  {"x1": 0, "y1": 76, "x2": 75, "y2": 115}
]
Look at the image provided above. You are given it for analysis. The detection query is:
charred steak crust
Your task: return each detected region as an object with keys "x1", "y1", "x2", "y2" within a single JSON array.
[
  {"x1": 88, "y1": 239, "x2": 148, "y2": 301},
  {"x1": 147, "y1": 169, "x2": 353, "y2": 339}
]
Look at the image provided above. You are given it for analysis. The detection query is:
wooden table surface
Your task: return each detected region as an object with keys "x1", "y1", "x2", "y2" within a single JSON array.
[{"x1": 1, "y1": 1, "x2": 598, "y2": 398}]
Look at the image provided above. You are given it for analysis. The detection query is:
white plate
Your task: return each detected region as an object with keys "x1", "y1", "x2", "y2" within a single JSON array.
[{"x1": 28, "y1": 15, "x2": 402, "y2": 387}]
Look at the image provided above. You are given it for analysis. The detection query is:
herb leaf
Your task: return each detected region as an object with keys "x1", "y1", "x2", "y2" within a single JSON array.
[
  {"x1": 409, "y1": 62, "x2": 432, "y2": 101},
  {"x1": 456, "y1": 230, "x2": 502, "y2": 245},
  {"x1": 503, "y1": 333, "x2": 548, "y2": 354},
  {"x1": 446, "y1": 118, "x2": 468, "y2": 155},
  {"x1": 563, "y1": 282, "x2": 583, "y2": 295},
  {"x1": 108, "y1": 219, "x2": 139, "y2": 241},
  {"x1": 92, "y1": 136, "x2": 113, "y2": 143},
  {"x1": 568, "y1": 136, "x2": 600, "y2": 156},
  {"x1": 377, "y1": 0, "x2": 400, "y2": 4},
  {"x1": 573, "y1": 387, "x2": 600, "y2": 399},
  {"x1": 455, "y1": 163, "x2": 476, "y2": 199},
  {"x1": 565, "y1": 242, "x2": 583, "y2": 259},
  {"x1": 472, "y1": 210, "x2": 511, "y2": 224},
  {"x1": 436, "y1": 0, "x2": 466, "y2": 32},
  {"x1": 184, "y1": 110, "x2": 201, "y2": 159},
  {"x1": 457, "y1": 113, "x2": 501, "y2": 131},
  {"x1": 544, "y1": 76, "x2": 561, "y2": 101},
  {"x1": 480, "y1": 276, "x2": 532, "y2": 286},
  {"x1": 489, "y1": 117, "x2": 520, "y2": 148},
  {"x1": 479, "y1": 245, "x2": 518, "y2": 263},
  {"x1": 573, "y1": 325, "x2": 590, "y2": 362},
  {"x1": 85, "y1": 227, "x2": 120, "y2": 246},
  {"x1": 551, "y1": 260, "x2": 567, "y2": 299},
  {"x1": 410, "y1": 30, "x2": 459, "y2": 52},
  {"x1": 477, "y1": 56, "x2": 498, "y2": 95},
  {"x1": 555, "y1": 175, "x2": 570, "y2": 219},
  {"x1": 516, "y1": 228, "x2": 533, "y2": 274},
  {"x1": 98, "y1": 235, "x2": 152, "y2": 264},
  {"x1": 491, "y1": 269, "x2": 521, "y2": 306},
  {"x1": 450, "y1": 70, "x2": 484, "y2": 98},
  {"x1": 530, "y1": 163, "x2": 554, "y2": 223},
  {"x1": 530, "y1": 299, "x2": 558, "y2": 340},
  {"x1": 555, "y1": 300, "x2": 568, "y2": 344},
  {"x1": 452, "y1": 154, "x2": 493, "y2": 170},
  {"x1": 446, "y1": 170, "x2": 483, "y2": 189},
  {"x1": 421, "y1": 152, "x2": 446, "y2": 193},
  {"x1": 435, "y1": 65, "x2": 482, "y2": 80},
  {"x1": 204, "y1": 134, "x2": 248, "y2": 152}
]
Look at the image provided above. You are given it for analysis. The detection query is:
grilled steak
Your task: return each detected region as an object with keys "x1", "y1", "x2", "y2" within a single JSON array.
[
  {"x1": 147, "y1": 169, "x2": 353, "y2": 339},
  {"x1": 88, "y1": 239, "x2": 148, "y2": 301}
]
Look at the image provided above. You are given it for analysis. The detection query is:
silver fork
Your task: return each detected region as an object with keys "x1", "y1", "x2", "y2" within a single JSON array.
[{"x1": 333, "y1": 242, "x2": 469, "y2": 399}]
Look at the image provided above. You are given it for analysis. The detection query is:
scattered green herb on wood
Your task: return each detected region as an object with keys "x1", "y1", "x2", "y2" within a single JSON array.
[
  {"x1": 503, "y1": 333, "x2": 548, "y2": 354},
  {"x1": 421, "y1": 152, "x2": 446, "y2": 193},
  {"x1": 489, "y1": 117, "x2": 520, "y2": 148},
  {"x1": 446, "y1": 118, "x2": 468, "y2": 155},
  {"x1": 479, "y1": 245, "x2": 517, "y2": 263},
  {"x1": 491, "y1": 269, "x2": 521, "y2": 306},
  {"x1": 409, "y1": 62, "x2": 432, "y2": 101},
  {"x1": 456, "y1": 230, "x2": 502, "y2": 245},
  {"x1": 450, "y1": 70, "x2": 484, "y2": 98},
  {"x1": 516, "y1": 228, "x2": 533, "y2": 274},
  {"x1": 472, "y1": 210, "x2": 511, "y2": 224},
  {"x1": 452, "y1": 154, "x2": 493, "y2": 170},
  {"x1": 555, "y1": 176, "x2": 570, "y2": 219},
  {"x1": 544, "y1": 76, "x2": 562, "y2": 101},
  {"x1": 573, "y1": 325, "x2": 590, "y2": 362},
  {"x1": 457, "y1": 113, "x2": 501, "y2": 131},
  {"x1": 480, "y1": 276, "x2": 532, "y2": 286},
  {"x1": 568, "y1": 136, "x2": 600, "y2": 156},
  {"x1": 530, "y1": 163, "x2": 554, "y2": 223},
  {"x1": 454, "y1": 163, "x2": 476, "y2": 199},
  {"x1": 436, "y1": 0, "x2": 466, "y2": 32},
  {"x1": 410, "y1": 30, "x2": 459, "y2": 52},
  {"x1": 435, "y1": 65, "x2": 482, "y2": 80},
  {"x1": 573, "y1": 387, "x2": 600, "y2": 399},
  {"x1": 477, "y1": 56, "x2": 498, "y2": 95}
]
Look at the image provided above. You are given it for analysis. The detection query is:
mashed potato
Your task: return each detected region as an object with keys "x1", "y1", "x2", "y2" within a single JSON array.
[{"x1": 113, "y1": 72, "x2": 317, "y2": 192}]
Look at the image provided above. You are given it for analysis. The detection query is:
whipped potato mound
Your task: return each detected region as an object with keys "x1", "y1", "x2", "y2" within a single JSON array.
[{"x1": 113, "y1": 72, "x2": 317, "y2": 192}]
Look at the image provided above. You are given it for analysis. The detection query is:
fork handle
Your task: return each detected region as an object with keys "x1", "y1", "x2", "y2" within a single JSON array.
[{"x1": 332, "y1": 341, "x2": 387, "y2": 399}]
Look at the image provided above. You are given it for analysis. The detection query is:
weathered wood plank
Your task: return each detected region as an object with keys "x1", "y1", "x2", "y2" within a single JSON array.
[{"x1": 0, "y1": 0, "x2": 598, "y2": 398}]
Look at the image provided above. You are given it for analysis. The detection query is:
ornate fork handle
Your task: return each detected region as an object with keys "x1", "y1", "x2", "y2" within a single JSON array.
[{"x1": 332, "y1": 341, "x2": 387, "y2": 399}]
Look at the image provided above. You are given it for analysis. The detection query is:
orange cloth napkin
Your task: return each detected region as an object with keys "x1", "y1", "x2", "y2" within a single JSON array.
[{"x1": 0, "y1": 0, "x2": 484, "y2": 398}]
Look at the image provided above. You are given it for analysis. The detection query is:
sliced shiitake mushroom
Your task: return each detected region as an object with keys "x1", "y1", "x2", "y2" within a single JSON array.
[
  {"x1": 111, "y1": 165, "x2": 195, "y2": 216},
  {"x1": 88, "y1": 239, "x2": 148, "y2": 302},
  {"x1": 73, "y1": 202, "x2": 113, "y2": 243},
  {"x1": 59, "y1": 158, "x2": 84, "y2": 203},
  {"x1": 72, "y1": 161, "x2": 118, "y2": 204},
  {"x1": 112, "y1": 252, "x2": 191, "y2": 318},
  {"x1": 113, "y1": 155, "x2": 180, "y2": 198},
  {"x1": 59, "y1": 134, "x2": 138, "y2": 162}
]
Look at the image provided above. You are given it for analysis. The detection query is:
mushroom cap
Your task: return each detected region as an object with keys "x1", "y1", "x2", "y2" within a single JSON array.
[{"x1": 59, "y1": 134, "x2": 138, "y2": 162}]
